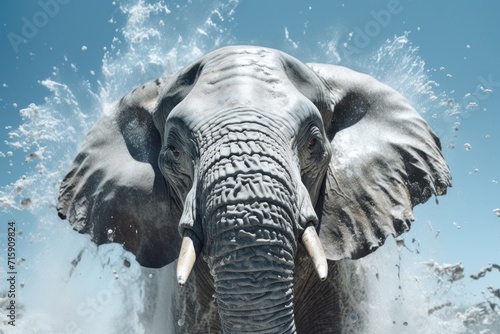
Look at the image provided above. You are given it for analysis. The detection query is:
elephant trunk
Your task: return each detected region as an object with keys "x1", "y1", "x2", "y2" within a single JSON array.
[
  {"x1": 200, "y1": 126, "x2": 300, "y2": 333},
  {"x1": 206, "y1": 183, "x2": 297, "y2": 333},
  {"x1": 208, "y1": 201, "x2": 297, "y2": 333},
  {"x1": 212, "y1": 243, "x2": 296, "y2": 333}
]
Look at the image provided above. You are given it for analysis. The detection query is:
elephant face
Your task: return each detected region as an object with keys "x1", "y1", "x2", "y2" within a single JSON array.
[
  {"x1": 57, "y1": 46, "x2": 451, "y2": 333},
  {"x1": 158, "y1": 48, "x2": 332, "y2": 248}
]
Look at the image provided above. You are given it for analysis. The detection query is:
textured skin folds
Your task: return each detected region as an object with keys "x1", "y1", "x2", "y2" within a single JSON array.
[
  {"x1": 199, "y1": 122, "x2": 300, "y2": 333},
  {"x1": 57, "y1": 46, "x2": 451, "y2": 333}
]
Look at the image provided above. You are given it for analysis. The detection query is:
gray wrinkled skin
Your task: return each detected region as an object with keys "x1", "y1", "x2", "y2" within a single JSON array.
[{"x1": 57, "y1": 46, "x2": 451, "y2": 333}]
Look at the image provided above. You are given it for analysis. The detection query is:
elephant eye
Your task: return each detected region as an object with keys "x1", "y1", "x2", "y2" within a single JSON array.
[
  {"x1": 168, "y1": 145, "x2": 180, "y2": 159},
  {"x1": 307, "y1": 137, "x2": 318, "y2": 149},
  {"x1": 306, "y1": 126, "x2": 322, "y2": 150}
]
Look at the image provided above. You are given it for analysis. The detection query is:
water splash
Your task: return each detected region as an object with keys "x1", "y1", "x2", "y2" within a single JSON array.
[
  {"x1": 1, "y1": 79, "x2": 95, "y2": 213},
  {"x1": 101, "y1": 0, "x2": 237, "y2": 104},
  {"x1": 1, "y1": 1, "x2": 498, "y2": 333}
]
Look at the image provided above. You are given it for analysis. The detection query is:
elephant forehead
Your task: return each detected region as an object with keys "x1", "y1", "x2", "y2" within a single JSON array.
[
  {"x1": 164, "y1": 46, "x2": 323, "y2": 141},
  {"x1": 201, "y1": 48, "x2": 286, "y2": 86},
  {"x1": 190, "y1": 48, "x2": 304, "y2": 112}
]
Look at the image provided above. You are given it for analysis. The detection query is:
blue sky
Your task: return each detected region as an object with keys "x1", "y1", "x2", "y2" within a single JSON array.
[{"x1": 1, "y1": 0, "x2": 499, "y2": 326}]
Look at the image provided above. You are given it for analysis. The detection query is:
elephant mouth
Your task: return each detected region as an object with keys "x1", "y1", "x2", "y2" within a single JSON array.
[{"x1": 176, "y1": 121, "x2": 328, "y2": 333}]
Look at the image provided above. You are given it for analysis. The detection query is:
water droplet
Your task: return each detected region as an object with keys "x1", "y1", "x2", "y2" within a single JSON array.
[
  {"x1": 468, "y1": 168, "x2": 479, "y2": 174},
  {"x1": 493, "y1": 208, "x2": 500, "y2": 217},
  {"x1": 178, "y1": 318, "x2": 185, "y2": 327},
  {"x1": 350, "y1": 313, "x2": 359, "y2": 323},
  {"x1": 395, "y1": 35, "x2": 408, "y2": 44},
  {"x1": 20, "y1": 198, "x2": 32, "y2": 208}
]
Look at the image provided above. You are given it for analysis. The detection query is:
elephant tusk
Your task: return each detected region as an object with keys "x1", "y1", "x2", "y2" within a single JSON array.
[
  {"x1": 177, "y1": 230, "x2": 202, "y2": 286},
  {"x1": 301, "y1": 223, "x2": 328, "y2": 281}
]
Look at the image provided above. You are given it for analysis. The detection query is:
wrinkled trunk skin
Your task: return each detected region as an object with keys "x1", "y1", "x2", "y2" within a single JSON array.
[{"x1": 199, "y1": 124, "x2": 299, "y2": 333}]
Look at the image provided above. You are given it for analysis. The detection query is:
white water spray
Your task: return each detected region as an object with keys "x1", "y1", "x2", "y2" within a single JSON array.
[{"x1": 1, "y1": 1, "x2": 498, "y2": 333}]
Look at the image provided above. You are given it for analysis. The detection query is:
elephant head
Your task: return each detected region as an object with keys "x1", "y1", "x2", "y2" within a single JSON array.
[{"x1": 57, "y1": 45, "x2": 451, "y2": 333}]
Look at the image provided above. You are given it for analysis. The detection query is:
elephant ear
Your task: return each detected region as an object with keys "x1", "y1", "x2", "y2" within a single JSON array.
[
  {"x1": 307, "y1": 64, "x2": 452, "y2": 261},
  {"x1": 57, "y1": 75, "x2": 183, "y2": 268}
]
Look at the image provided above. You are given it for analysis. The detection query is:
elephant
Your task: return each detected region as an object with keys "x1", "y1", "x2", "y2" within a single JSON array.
[{"x1": 57, "y1": 45, "x2": 451, "y2": 333}]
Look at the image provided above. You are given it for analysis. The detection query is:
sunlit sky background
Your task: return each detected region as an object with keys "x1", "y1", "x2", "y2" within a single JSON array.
[{"x1": 1, "y1": 0, "x2": 499, "y2": 311}]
